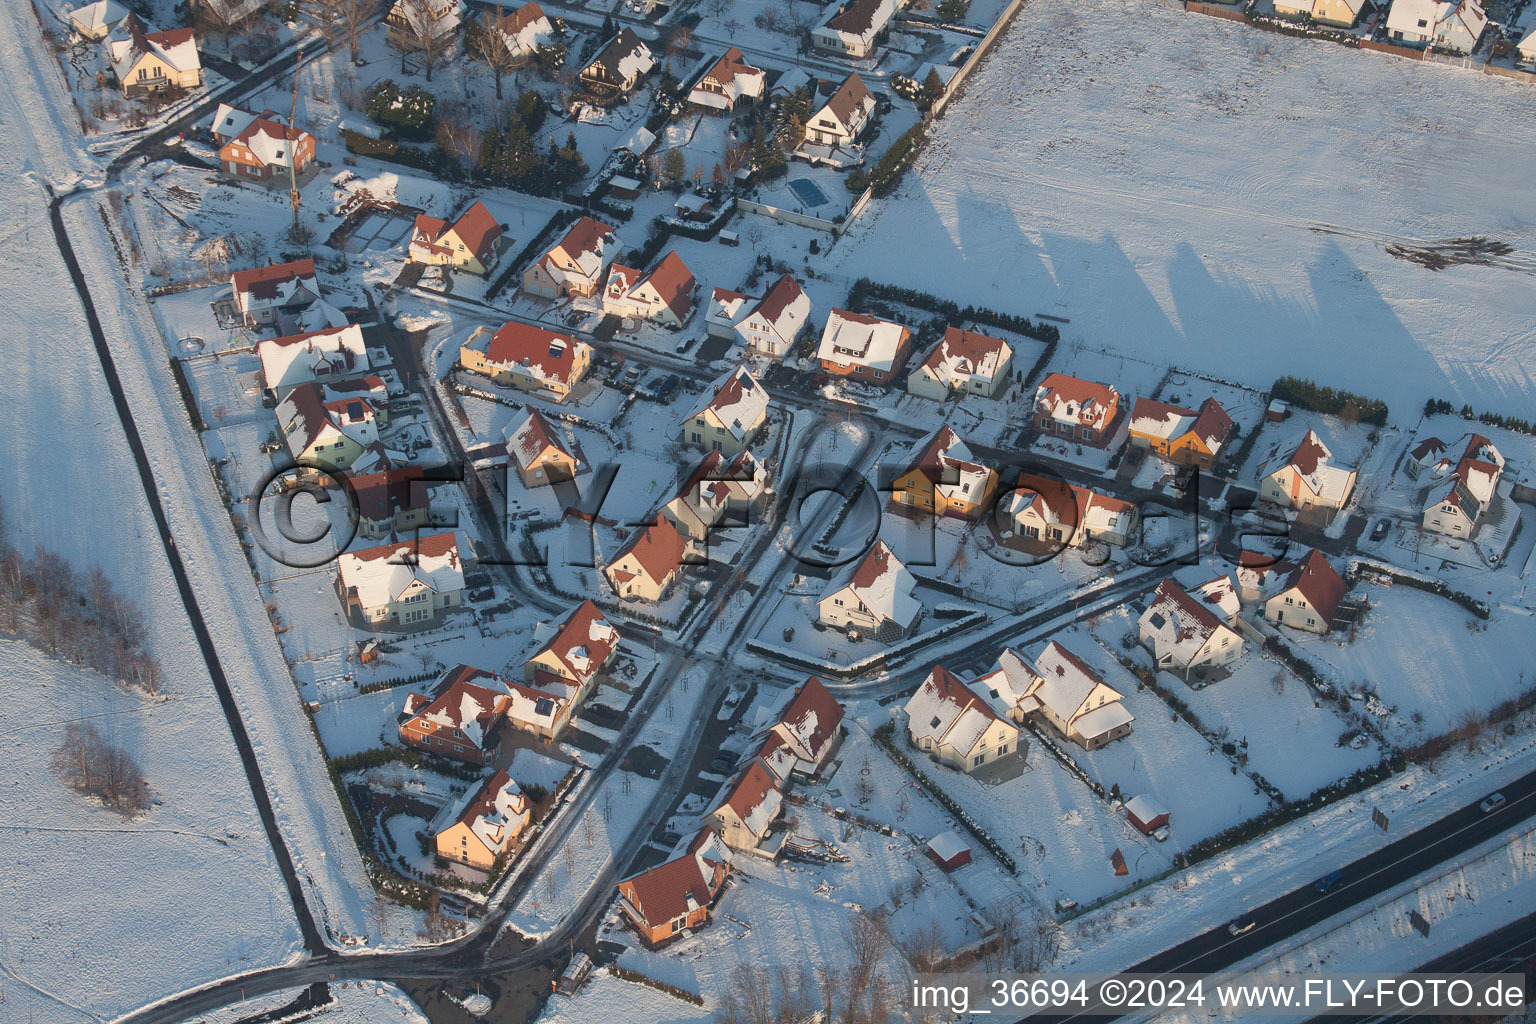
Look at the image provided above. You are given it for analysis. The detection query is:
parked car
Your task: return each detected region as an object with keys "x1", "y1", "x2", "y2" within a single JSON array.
[
  {"x1": 622, "y1": 364, "x2": 642, "y2": 385},
  {"x1": 1315, "y1": 869, "x2": 1344, "y2": 893},
  {"x1": 710, "y1": 753, "x2": 735, "y2": 772},
  {"x1": 1480, "y1": 793, "x2": 1507, "y2": 814},
  {"x1": 1370, "y1": 518, "x2": 1390, "y2": 542},
  {"x1": 1227, "y1": 915, "x2": 1257, "y2": 936},
  {"x1": 654, "y1": 374, "x2": 680, "y2": 401}
]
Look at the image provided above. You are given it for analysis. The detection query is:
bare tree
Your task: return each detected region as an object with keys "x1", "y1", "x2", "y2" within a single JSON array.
[
  {"x1": 897, "y1": 918, "x2": 947, "y2": 971},
  {"x1": 470, "y1": 5, "x2": 521, "y2": 100},
  {"x1": 339, "y1": 0, "x2": 378, "y2": 63},
  {"x1": 394, "y1": 0, "x2": 459, "y2": 81},
  {"x1": 51, "y1": 722, "x2": 150, "y2": 816},
  {"x1": 307, "y1": 0, "x2": 348, "y2": 50},
  {"x1": 817, "y1": 965, "x2": 843, "y2": 1024},
  {"x1": 434, "y1": 100, "x2": 480, "y2": 169},
  {"x1": 196, "y1": 0, "x2": 263, "y2": 47},
  {"x1": 844, "y1": 909, "x2": 889, "y2": 1021},
  {"x1": 583, "y1": 810, "x2": 595, "y2": 847}
]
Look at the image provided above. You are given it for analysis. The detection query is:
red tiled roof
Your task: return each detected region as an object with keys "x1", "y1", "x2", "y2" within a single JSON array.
[
  {"x1": 552, "y1": 216, "x2": 614, "y2": 262},
  {"x1": 533, "y1": 600, "x2": 618, "y2": 682},
  {"x1": 617, "y1": 827, "x2": 728, "y2": 929},
  {"x1": 1282, "y1": 549, "x2": 1347, "y2": 623},
  {"x1": 400, "y1": 665, "x2": 508, "y2": 746},
  {"x1": 722, "y1": 760, "x2": 779, "y2": 822},
  {"x1": 1288, "y1": 430, "x2": 1331, "y2": 477},
  {"x1": 448, "y1": 200, "x2": 504, "y2": 265},
  {"x1": 485, "y1": 321, "x2": 581, "y2": 384},
  {"x1": 754, "y1": 274, "x2": 805, "y2": 326},
  {"x1": 637, "y1": 251, "x2": 696, "y2": 320},
  {"x1": 231, "y1": 258, "x2": 315, "y2": 300},
  {"x1": 612, "y1": 514, "x2": 689, "y2": 584},
  {"x1": 348, "y1": 466, "x2": 427, "y2": 525},
  {"x1": 776, "y1": 676, "x2": 844, "y2": 760}
]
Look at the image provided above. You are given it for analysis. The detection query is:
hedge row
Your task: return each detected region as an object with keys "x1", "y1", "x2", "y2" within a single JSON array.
[
  {"x1": 487, "y1": 206, "x2": 580, "y2": 300},
  {"x1": 1422, "y1": 398, "x2": 1536, "y2": 437},
  {"x1": 845, "y1": 278, "x2": 1061, "y2": 345},
  {"x1": 1272, "y1": 375, "x2": 1389, "y2": 427},
  {"x1": 358, "y1": 670, "x2": 436, "y2": 696},
  {"x1": 608, "y1": 966, "x2": 704, "y2": 1005},
  {"x1": 846, "y1": 122, "x2": 928, "y2": 199},
  {"x1": 330, "y1": 744, "x2": 485, "y2": 781},
  {"x1": 1351, "y1": 560, "x2": 1489, "y2": 619},
  {"x1": 873, "y1": 723, "x2": 1017, "y2": 873}
]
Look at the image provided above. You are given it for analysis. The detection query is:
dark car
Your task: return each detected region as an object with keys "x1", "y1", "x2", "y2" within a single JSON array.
[
  {"x1": 1370, "y1": 518, "x2": 1390, "y2": 542},
  {"x1": 1315, "y1": 869, "x2": 1344, "y2": 893},
  {"x1": 710, "y1": 754, "x2": 735, "y2": 772},
  {"x1": 654, "y1": 374, "x2": 680, "y2": 401}
]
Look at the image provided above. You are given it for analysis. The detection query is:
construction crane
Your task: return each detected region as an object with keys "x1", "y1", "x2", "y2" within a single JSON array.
[{"x1": 289, "y1": 46, "x2": 303, "y2": 241}]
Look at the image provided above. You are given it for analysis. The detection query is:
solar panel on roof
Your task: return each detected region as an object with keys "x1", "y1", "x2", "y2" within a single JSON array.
[{"x1": 535, "y1": 697, "x2": 555, "y2": 717}]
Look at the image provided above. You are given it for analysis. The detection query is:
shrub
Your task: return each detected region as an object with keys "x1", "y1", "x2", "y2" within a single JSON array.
[
  {"x1": 364, "y1": 80, "x2": 436, "y2": 140},
  {"x1": 1271, "y1": 376, "x2": 1388, "y2": 427}
]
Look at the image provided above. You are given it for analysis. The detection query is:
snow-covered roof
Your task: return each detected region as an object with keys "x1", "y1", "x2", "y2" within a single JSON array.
[
  {"x1": 688, "y1": 47, "x2": 766, "y2": 108},
  {"x1": 400, "y1": 664, "x2": 507, "y2": 750},
  {"x1": 717, "y1": 761, "x2": 782, "y2": 838},
  {"x1": 1035, "y1": 373, "x2": 1120, "y2": 431},
  {"x1": 337, "y1": 532, "x2": 465, "y2": 610},
  {"x1": 901, "y1": 425, "x2": 994, "y2": 507},
  {"x1": 1259, "y1": 429, "x2": 1355, "y2": 505},
  {"x1": 472, "y1": 321, "x2": 589, "y2": 387},
  {"x1": 258, "y1": 324, "x2": 368, "y2": 391},
  {"x1": 1128, "y1": 396, "x2": 1233, "y2": 454},
  {"x1": 815, "y1": 0, "x2": 895, "y2": 46},
  {"x1": 110, "y1": 22, "x2": 200, "y2": 80},
  {"x1": 617, "y1": 826, "x2": 731, "y2": 929},
  {"x1": 275, "y1": 380, "x2": 381, "y2": 454},
  {"x1": 768, "y1": 676, "x2": 844, "y2": 764},
  {"x1": 1031, "y1": 641, "x2": 1124, "y2": 732},
  {"x1": 525, "y1": 599, "x2": 620, "y2": 690},
  {"x1": 503, "y1": 407, "x2": 582, "y2": 473},
  {"x1": 435, "y1": 768, "x2": 529, "y2": 857},
  {"x1": 232, "y1": 258, "x2": 317, "y2": 312},
  {"x1": 387, "y1": 0, "x2": 464, "y2": 39},
  {"x1": 818, "y1": 308, "x2": 912, "y2": 372},
  {"x1": 612, "y1": 124, "x2": 656, "y2": 156},
  {"x1": 684, "y1": 366, "x2": 769, "y2": 442},
  {"x1": 820, "y1": 540, "x2": 920, "y2": 629},
  {"x1": 1124, "y1": 794, "x2": 1169, "y2": 825},
  {"x1": 70, "y1": 0, "x2": 129, "y2": 36},
  {"x1": 541, "y1": 216, "x2": 617, "y2": 289},
  {"x1": 926, "y1": 830, "x2": 970, "y2": 861},
  {"x1": 915, "y1": 327, "x2": 1012, "y2": 387},
  {"x1": 586, "y1": 28, "x2": 654, "y2": 87},
  {"x1": 491, "y1": 0, "x2": 553, "y2": 54},
  {"x1": 1415, "y1": 432, "x2": 1504, "y2": 513},
  {"x1": 1005, "y1": 474, "x2": 1137, "y2": 540},
  {"x1": 904, "y1": 665, "x2": 1011, "y2": 758},
  {"x1": 1137, "y1": 578, "x2": 1237, "y2": 668}
]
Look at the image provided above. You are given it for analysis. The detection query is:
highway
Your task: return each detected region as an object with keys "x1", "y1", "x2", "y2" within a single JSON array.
[{"x1": 1026, "y1": 772, "x2": 1536, "y2": 1022}]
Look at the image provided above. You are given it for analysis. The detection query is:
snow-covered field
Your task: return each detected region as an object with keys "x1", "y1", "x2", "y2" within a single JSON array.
[{"x1": 838, "y1": 0, "x2": 1536, "y2": 418}]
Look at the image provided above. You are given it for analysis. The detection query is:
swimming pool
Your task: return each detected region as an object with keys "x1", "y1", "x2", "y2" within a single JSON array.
[{"x1": 787, "y1": 177, "x2": 830, "y2": 208}]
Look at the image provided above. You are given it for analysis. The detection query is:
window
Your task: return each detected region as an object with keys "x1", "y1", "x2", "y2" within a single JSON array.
[{"x1": 973, "y1": 753, "x2": 985, "y2": 766}]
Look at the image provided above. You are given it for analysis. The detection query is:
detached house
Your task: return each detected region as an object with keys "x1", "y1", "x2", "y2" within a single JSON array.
[
  {"x1": 1275, "y1": 0, "x2": 1369, "y2": 25},
  {"x1": 1387, "y1": 0, "x2": 1486, "y2": 50},
  {"x1": 817, "y1": 308, "x2": 914, "y2": 383},
  {"x1": 812, "y1": 0, "x2": 896, "y2": 57},
  {"x1": 503, "y1": 407, "x2": 585, "y2": 487},
  {"x1": 1005, "y1": 473, "x2": 1139, "y2": 548},
  {"x1": 1128, "y1": 397, "x2": 1235, "y2": 469},
  {"x1": 1137, "y1": 577, "x2": 1245, "y2": 683},
  {"x1": 603, "y1": 251, "x2": 697, "y2": 327},
  {"x1": 1262, "y1": 548, "x2": 1347, "y2": 635},
  {"x1": 1034, "y1": 373, "x2": 1122, "y2": 445},
  {"x1": 903, "y1": 664, "x2": 1020, "y2": 773},
  {"x1": 1408, "y1": 433, "x2": 1505, "y2": 538},
  {"x1": 385, "y1": 0, "x2": 464, "y2": 52},
  {"x1": 616, "y1": 827, "x2": 732, "y2": 945},
  {"x1": 460, "y1": 321, "x2": 591, "y2": 403},
  {"x1": 433, "y1": 768, "x2": 530, "y2": 870},
  {"x1": 523, "y1": 217, "x2": 620, "y2": 299},
  {"x1": 663, "y1": 449, "x2": 769, "y2": 541},
  {"x1": 397, "y1": 664, "x2": 508, "y2": 764},
  {"x1": 409, "y1": 200, "x2": 506, "y2": 276},
  {"x1": 70, "y1": 0, "x2": 130, "y2": 40},
  {"x1": 350, "y1": 465, "x2": 434, "y2": 539},
  {"x1": 1257, "y1": 429, "x2": 1357, "y2": 522},
  {"x1": 751, "y1": 676, "x2": 845, "y2": 783},
  {"x1": 974, "y1": 642, "x2": 1134, "y2": 750},
  {"x1": 705, "y1": 275, "x2": 811, "y2": 358},
  {"x1": 511, "y1": 599, "x2": 620, "y2": 739},
  {"x1": 804, "y1": 73, "x2": 877, "y2": 156},
  {"x1": 336, "y1": 532, "x2": 465, "y2": 630},
  {"x1": 276, "y1": 379, "x2": 385, "y2": 469},
  {"x1": 605, "y1": 514, "x2": 691, "y2": 602},
  {"x1": 210, "y1": 106, "x2": 315, "y2": 183},
  {"x1": 907, "y1": 327, "x2": 1014, "y2": 401},
  {"x1": 711, "y1": 761, "x2": 784, "y2": 851},
  {"x1": 818, "y1": 540, "x2": 921, "y2": 640},
  {"x1": 487, "y1": 1, "x2": 554, "y2": 65},
  {"x1": 890, "y1": 425, "x2": 998, "y2": 520},
  {"x1": 257, "y1": 324, "x2": 369, "y2": 392},
  {"x1": 109, "y1": 21, "x2": 201, "y2": 97},
  {"x1": 229, "y1": 259, "x2": 320, "y2": 329},
  {"x1": 688, "y1": 48, "x2": 766, "y2": 112},
  {"x1": 681, "y1": 366, "x2": 769, "y2": 457},
  {"x1": 580, "y1": 29, "x2": 654, "y2": 97}
]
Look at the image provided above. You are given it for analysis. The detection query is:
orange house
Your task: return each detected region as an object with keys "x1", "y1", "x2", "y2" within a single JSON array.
[{"x1": 615, "y1": 827, "x2": 732, "y2": 945}]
